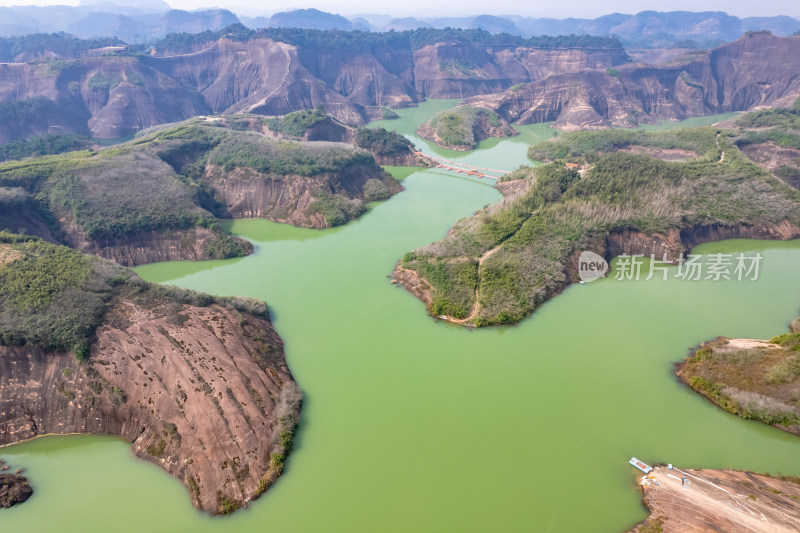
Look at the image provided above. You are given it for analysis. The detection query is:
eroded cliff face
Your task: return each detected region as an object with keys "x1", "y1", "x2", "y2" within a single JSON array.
[
  {"x1": 600, "y1": 221, "x2": 800, "y2": 272},
  {"x1": 206, "y1": 158, "x2": 401, "y2": 229},
  {"x1": 0, "y1": 296, "x2": 299, "y2": 514},
  {"x1": 0, "y1": 35, "x2": 629, "y2": 141},
  {"x1": 208, "y1": 166, "x2": 330, "y2": 228},
  {"x1": 468, "y1": 32, "x2": 800, "y2": 130},
  {"x1": 148, "y1": 38, "x2": 369, "y2": 126},
  {"x1": 61, "y1": 226, "x2": 252, "y2": 267}
]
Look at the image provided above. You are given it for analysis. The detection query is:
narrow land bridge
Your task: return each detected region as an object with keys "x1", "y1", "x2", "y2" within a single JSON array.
[{"x1": 414, "y1": 151, "x2": 511, "y2": 180}]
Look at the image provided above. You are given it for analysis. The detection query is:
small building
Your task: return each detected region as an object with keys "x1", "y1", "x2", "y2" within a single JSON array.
[{"x1": 565, "y1": 163, "x2": 580, "y2": 170}]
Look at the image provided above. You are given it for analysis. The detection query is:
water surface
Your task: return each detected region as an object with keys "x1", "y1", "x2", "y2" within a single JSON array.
[{"x1": 3, "y1": 102, "x2": 799, "y2": 533}]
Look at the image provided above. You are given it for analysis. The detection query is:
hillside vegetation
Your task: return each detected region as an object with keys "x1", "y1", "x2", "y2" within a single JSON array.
[
  {"x1": 400, "y1": 124, "x2": 800, "y2": 326},
  {"x1": 0, "y1": 119, "x2": 398, "y2": 263},
  {"x1": 677, "y1": 319, "x2": 800, "y2": 435},
  {"x1": 0, "y1": 232, "x2": 120, "y2": 358},
  {"x1": 0, "y1": 232, "x2": 276, "y2": 360},
  {"x1": 354, "y1": 127, "x2": 414, "y2": 156},
  {"x1": 152, "y1": 25, "x2": 622, "y2": 55},
  {"x1": 0, "y1": 134, "x2": 93, "y2": 163},
  {"x1": 263, "y1": 107, "x2": 329, "y2": 137}
]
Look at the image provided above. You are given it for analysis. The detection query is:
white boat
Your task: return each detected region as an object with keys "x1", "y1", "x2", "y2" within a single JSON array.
[{"x1": 629, "y1": 457, "x2": 653, "y2": 474}]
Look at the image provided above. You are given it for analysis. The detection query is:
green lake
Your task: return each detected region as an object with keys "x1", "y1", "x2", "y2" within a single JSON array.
[{"x1": 2, "y1": 102, "x2": 799, "y2": 532}]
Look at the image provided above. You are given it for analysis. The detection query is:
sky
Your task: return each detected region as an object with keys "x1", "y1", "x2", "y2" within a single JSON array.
[{"x1": 0, "y1": 0, "x2": 798, "y2": 19}]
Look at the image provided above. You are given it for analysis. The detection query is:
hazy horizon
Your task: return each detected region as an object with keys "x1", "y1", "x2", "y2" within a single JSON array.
[{"x1": 0, "y1": 0, "x2": 798, "y2": 20}]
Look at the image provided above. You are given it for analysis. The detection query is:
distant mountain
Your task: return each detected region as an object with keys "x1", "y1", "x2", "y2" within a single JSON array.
[
  {"x1": 267, "y1": 9, "x2": 353, "y2": 30},
  {"x1": 69, "y1": 9, "x2": 239, "y2": 42},
  {"x1": 0, "y1": 27, "x2": 627, "y2": 140},
  {"x1": 388, "y1": 11, "x2": 800, "y2": 48},
  {"x1": 0, "y1": 6, "x2": 240, "y2": 42},
  {"x1": 360, "y1": 10, "x2": 800, "y2": 48},
  {"x1": 0, "y1": 6, "x2": 798, "y2": 49},
  {"x1": 467, "y1": 31, "x2": 800, "y2": 130},
  {"x1": 77, "y1": 0, "x2": 171, "y2": 14},
  {"x1": 385, "y1": 18, "x2": 431, "y2": 32}
]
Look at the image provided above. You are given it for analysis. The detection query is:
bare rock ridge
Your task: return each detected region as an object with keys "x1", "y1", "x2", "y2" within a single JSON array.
[
  {"x1": 0, "y1": 30, "x2": 628, "y2": 142},
  {"x1": 468, "y1": 32, "x2": 800, "y2": 131},
  {"x1": 0, "y1": 288, "x2": 300, "y2": 514}
]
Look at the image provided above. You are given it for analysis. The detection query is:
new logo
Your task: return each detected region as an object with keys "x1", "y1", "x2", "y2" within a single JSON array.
[{"x1": 578, "y1": 251, "x2": 608, "y2": 283}]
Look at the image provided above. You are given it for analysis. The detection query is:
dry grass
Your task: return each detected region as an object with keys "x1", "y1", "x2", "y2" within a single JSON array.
[
  {"x1": 678, "y1": 333, "x2": 800, "y2": 434},
  {"x1": 0, "y1": 244, "x2": 22, "y2": 265}
]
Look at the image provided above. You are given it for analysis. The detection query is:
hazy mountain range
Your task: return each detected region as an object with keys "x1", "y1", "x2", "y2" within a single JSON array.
[{"x1": 0, "y1": 5, "x2": 798, "y2": 47}]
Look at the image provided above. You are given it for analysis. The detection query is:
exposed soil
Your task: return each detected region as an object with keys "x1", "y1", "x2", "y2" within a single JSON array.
[
  {"x1": 630, "y1": 466, "x2": 800, "y2": 533},
  {"x1": 739, "y1": 141, "x2": 800, "y2": 189},
  {"x1": 0, "y1": 244, "x2": 22, "y2": 265}
]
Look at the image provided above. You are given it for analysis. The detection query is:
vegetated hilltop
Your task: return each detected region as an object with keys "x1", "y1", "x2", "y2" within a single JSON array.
[
  {"x1": 677, "y1": 318, "x2": 800, "y2": 436},
  {"x1": 416, "y1": 106, "x2": 517, "y2": 150},
  {"x1": 466, "y1": 32, "x2": 800, "y2": 131},
  {"x1": 261, "y1": 106, "x2": 425, "y2": 166},
  {"x1": 395, "y1": 112, "x2": 800, "y2": 327},
  {"x1": 0, "y1": 233, "x2": 301, "y2": 515},
  {"x1": 0, "y1": 26, "x2": 627, "y2": 143},
  {"x1": 0, "y1": 119, "x2": 399, "y2": 265}
]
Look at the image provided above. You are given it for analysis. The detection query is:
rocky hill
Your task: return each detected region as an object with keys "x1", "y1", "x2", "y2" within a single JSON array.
[
  {"x1": 0, "y1": 235, "x2": 300, "y2": 514},
  {"x1": 395, "y1": 112, "x2": 800, "y2": 326},
  {"x1": 0, "y1": 27, "x2": 627, "y2": 143},
  {"x1": 417, "y1": 105, "x2": 517, "y2": 150},
  {"x1": 467, "y1": 32, "x2": 800, "y2": 131},
  {"x1": 0, "y1": 120, "x2": 400, "y2": 265}
]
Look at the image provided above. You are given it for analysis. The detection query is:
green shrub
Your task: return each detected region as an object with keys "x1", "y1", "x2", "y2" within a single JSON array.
[
  {"x1": 0, "y1": 239, "x2": 120, "y2": 355},
  {"x1": 0, "y1": 134, "x2": 92, "y2": 163},
  {"x1": 209, "y1": 135, "x2": 373, "y2": 176},
  {"x1": 264, "y1": 106, "x2": 328, "y2": 137},
  {"x1": 363, "y1": 178, "x2": 390, "y2": 201},
  {"x1": 355, "y1": 127, "x2": 412, "y2": 155},
  {"x1": 380, "y1": 107, "x2": 400, "y2": 120},
  {"x1": 308, "y1": 192, "x2": 365, "y2": 226}
]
